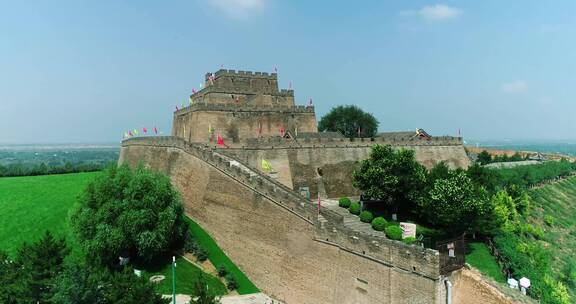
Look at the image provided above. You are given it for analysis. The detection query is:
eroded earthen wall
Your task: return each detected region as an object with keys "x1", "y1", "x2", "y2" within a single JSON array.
[
  {"x1": 119, "y1": 143, "x2": 445, "y2": 304},
  {"x1": 223, "y1": 144, "x2": 471, "y2": 198},
  {"x1": 172, "y1": 108, "x2": 317, "y2": 144}
]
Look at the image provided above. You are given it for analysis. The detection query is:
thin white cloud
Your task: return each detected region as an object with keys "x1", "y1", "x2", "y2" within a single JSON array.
[
  {"x1": 501, "y1": 81, "x2": 528, "y2": 93},
  {"x1": 400, "y1": 4, "x2": 461, "y2": 21},
  {"x1": 208, "y1": 0, "x2": 265, "y2": 19}
]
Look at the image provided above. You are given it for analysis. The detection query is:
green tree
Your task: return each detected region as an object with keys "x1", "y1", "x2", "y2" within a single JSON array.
[
  {"x1": 477, "y1": 150, "x2": 492, "y2": 165},
  {"x1": 71, "y1": 164, "x2": 188, "y2": 267},
  {"x1": 190, "y1": 273, "x2": 221, "y2": 304},
  {"x1": 427, "y1": 161, "x2": 451, "y2": 187},
  {"x1": 0, "y1": 251, "x2": 28, "y2": 304},
  {"x1": 318, "y1": 105, "x2": 379, "y2": 138},
  {"x1": 353, "y1": 145, "x2": 426, "y2": 216},
  {"x1": 421, "y1": 171, "x2": 489, "y2": 232},
  {"x1": 52, "y1": 265, "x2": 169, "y2": 304},
  {"x1": 51, "y1": 264, "x2": 103, "y2": 304},
  {"x1": 16, "y1": 231, "x2": 69, "y2": 303}
]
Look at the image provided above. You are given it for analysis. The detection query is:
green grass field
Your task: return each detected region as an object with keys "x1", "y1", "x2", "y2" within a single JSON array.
[
  {"x1": 0, "y1": 172, "x2": 256, "y2": 296},
  {"x1": 465, "y1": 242, "x2": 506, "y2": 283},
  {"x1": 0, "y1": 172, "x2": 98, "y2": 256},
  {"x1": 186, "y1": 218, "x2": 259, "y2": 295}
]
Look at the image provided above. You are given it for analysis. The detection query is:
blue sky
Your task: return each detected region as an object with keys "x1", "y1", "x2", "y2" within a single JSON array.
[{"x1": 1, "y1": 0, "x2": 575, "y2": 144}]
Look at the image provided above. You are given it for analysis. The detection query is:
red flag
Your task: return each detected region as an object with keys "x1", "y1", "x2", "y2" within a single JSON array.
[
  {"x1": 154, "y1": 126, "x2": 158, "y2": 134},
  {"x1": 143, "y1": 127, "x2": 148, "y2": 134},
  {"x1": 217, "y1": 134, "x2": 225, "y2": 146}
]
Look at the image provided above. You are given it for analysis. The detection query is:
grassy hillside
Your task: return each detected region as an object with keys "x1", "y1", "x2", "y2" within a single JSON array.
[
  {"x1": 0, "y1": 172, "x2": 256, "y2": 295},
  {"x1": 527, "y1": 176, "x2": 576, "y2": 294}
]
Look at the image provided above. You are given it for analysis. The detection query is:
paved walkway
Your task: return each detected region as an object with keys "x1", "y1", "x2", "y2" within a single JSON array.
[
  {"x1": 163, "y1": 293, "x2": 282, "y2": 304},
  {"x1": 322, "y1": 198, "x2": 386, "y2": 238}
]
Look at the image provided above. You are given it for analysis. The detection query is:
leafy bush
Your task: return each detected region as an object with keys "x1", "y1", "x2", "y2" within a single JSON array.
[
  {"x1": 359, "y1": 211, "x2": 373, "y2": 223},
  {"x1": 338, "y1": 197, "x2": 352, "y2": 208},
  {"x1": 402, "y1": 236, "x2": 417, "y2": 245},
  {"x1": 71, "y1": 164, "x2": 188, "y2": 267},
  {"x1": 349, "y1": 202, "x2": 361, "y2": 215},
  {"x1": 184, "y1": 233, "x2": 198, "y2": 253},
  {"x1": 371, "y1": 217, "x2": 387, "y2": 231},
  {"x1": 196, "y1": 247, "x2": 209, "y2": 262},
  {"x1": 217, "y1": 265, "x2": 228, "y2": 277},
  {"x1": 544, "y1": 215, "x2": 555, "y2": 226},
  {"x1": 521, "y1": 224, "x2": 544, "y2": 240},
  {"x1": 385, "y1": 225, "x2": 403, "y2": 240},
  {"x1": 225, "y1": 274, "x2": 239, "y2": 290}
]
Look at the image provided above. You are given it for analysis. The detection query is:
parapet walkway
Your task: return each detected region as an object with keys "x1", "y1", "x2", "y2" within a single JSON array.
[{"x1": 322, "y1": 199, "x2": 385, "y2": 238}]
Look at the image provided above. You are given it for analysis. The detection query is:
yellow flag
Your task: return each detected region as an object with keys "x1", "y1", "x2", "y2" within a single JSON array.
[
  {"x1": 208, "y1": 123, "x2": 213, "y2": 134},
  {"x1": 133, "y1": 129, "x2": 139, "y2": 135},
  {"x1": 261, "y1": 159, "x2": 273, "y2": 172}
]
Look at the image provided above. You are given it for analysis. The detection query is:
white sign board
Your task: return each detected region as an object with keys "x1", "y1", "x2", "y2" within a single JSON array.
[{"x1": 399, "y1": 222, "x2": 417, "y2": 239}]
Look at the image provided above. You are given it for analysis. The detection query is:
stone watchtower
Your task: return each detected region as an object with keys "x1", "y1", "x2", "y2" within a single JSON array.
[{"x1": 172, "y1": 69, "x2": 318, "y2": 144}]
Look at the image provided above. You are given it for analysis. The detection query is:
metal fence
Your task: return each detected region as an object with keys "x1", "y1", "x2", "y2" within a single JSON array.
[{"x1": 437, "y1": 234, "x2": 466, "y2": 275}]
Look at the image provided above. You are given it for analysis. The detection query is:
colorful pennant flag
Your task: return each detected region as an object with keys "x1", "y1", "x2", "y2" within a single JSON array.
[
  {"x1": 217, "y1": 133, "x2": 225, "y2": 146},
  {"x1": 154, "y1": 126, "x2": 158, "y2": 135},
  {"x1": 308, "y1": 97, "x2": 313, "y2": 106},
  {"x1": 133, "y1": 129, "x2": 139, "y2": 136},
  {"x1": 124, "y1": 132, "x2": 129, "y2": 138},
  {"x1": 189, "y1": 96, "x2": 194, "y2": 105},
  {"x1": 128, "y1": 131, "x2": 133, "y2": 136},
  {"x1": 143, "y1": 127, "x2": 148, "y2": 134},
  {"x1": 176, "y1": 105, "x2": 179, "y2": 111},
  {"x1": 261, "y1": 159, "x2": 273, "y2": 172},
  {"x1": 274, "y1": 66, "x2": 278, "y2": 73},
  {"x1": 208, "y1": 123, "x2": 213, "y2": 134}
]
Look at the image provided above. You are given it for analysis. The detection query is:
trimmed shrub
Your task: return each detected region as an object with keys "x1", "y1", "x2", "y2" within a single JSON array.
[
  {"x1": 338, "y1": 197, "x2": 352, "y2": 208},
  {"x1": 371, "y1": 217, "x2": 387, "y2": 231},
  {"x1": 544, "y1": 215, "x2": 555, "y2": 226},
  {"x1": 196, "y1": 247, "x2": 209, "y2": 262},
  {"x1": 217, "y1": 264, "x2": 228, "y2": 277},
  {"x1": 359, "y1": 211, "x2": 373, "y2": 223},
  {"x1": 225, "y1": 274, "x2": 239, "y2": 290},
  {"x1": 402, "y1": 236, "x2": 417, "y2": 245},
  {"x1": 184, "y1": 233, "x2": 199, "y2": 254},
  {"x1": 349, "y1": 202, "x2": 361, "y2": 215},
  {"x1": 385, "y1": 225, "x2": 403, "y2": 240}
]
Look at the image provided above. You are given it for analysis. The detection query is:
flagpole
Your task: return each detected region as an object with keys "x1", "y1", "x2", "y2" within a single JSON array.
[{"x1": 172, "y1": 256, "x2": 176, "y2": 304}]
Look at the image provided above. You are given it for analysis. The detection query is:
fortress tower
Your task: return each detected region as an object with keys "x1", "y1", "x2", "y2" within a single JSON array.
[{"x1": 172, "y1": 69, "x2": 318, "y2": 144}]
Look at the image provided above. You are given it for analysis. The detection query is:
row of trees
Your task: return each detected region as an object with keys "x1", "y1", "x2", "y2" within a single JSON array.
[
  {"x1": 476, "y1": 150, "x2": 526, "y2": 165},
  {"x1": 0, "y1": 232, "x2": 168, "y2": 304},
  {"x1": 0, "y1": 162, "x2": 112, "y2": 177},
  {"x1": 352, "y1": 145, "x2": 574, "y2": 235}
]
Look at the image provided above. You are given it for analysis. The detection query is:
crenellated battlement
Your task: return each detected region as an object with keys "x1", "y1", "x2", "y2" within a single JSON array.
[
  {"x1": 235, "y1": 135, "x2": 463, "y2": 149},
  {"x1": 174, "y1": 102, "x2": 315, "y2": 115},
  {"x1": 211, "y1": 69, "x2": 278, "y2": 80}
]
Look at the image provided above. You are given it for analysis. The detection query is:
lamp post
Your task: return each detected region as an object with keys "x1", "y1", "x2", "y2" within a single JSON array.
[{"x1": 172, "y1": 256, "x2": 176, "y2": 304}]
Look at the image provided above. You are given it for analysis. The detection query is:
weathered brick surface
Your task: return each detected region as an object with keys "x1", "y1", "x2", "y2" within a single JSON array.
[{"x1": 119, "y1": 140, "x2": 445, "y2": 304}]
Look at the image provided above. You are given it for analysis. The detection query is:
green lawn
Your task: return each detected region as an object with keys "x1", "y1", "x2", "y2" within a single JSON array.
[
  {"x1": 0, "y1": 172, "x2": 99, "y2": 256},
  {"x1": 186, "y1": 218, "x2": 260, "y2": 295},
  {"x1": 465, "y1": 242, "x2": 506, "y2": 283},
  {"x1": 143, "y1": 256, "x2": 227, "y2": 296},
  {"x1": 0, "y1": 172, "x2": 258, "y2": 296}
]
